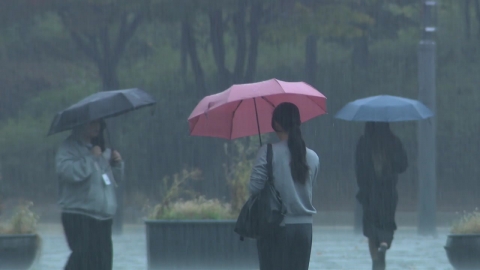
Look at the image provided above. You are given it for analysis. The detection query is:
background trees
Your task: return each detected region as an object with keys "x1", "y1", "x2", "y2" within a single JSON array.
[{"x1": 0, "y1": 0, "x2": 478, "y2": 212}]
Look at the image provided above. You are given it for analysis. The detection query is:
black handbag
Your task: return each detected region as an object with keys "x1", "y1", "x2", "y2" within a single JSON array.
[{"x1": 234, "y1": 143, "x2": 286, "y2": 240}]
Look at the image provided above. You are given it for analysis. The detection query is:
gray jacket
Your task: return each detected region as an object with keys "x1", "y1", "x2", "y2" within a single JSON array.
[{"x1": 56, "y1": 135, "x2": 123, "y2": 220}]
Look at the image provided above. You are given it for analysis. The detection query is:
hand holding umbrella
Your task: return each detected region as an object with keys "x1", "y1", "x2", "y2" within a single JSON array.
[{"x1": 111, "y1": 150, "x2": 122, "y2": 163}]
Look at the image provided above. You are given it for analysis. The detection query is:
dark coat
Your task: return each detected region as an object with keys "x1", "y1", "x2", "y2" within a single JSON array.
[{"x1": 355, "y1": 134, "x2": 408, "y2": 246}]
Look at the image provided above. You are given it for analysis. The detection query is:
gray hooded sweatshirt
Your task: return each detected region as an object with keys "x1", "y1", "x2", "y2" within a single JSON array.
[{"x1": 56, "y1": 134, "x2": 124, "y2": 220}]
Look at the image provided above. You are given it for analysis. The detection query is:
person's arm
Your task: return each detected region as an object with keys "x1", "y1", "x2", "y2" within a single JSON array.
[
  {"x1": 55, "y1": 144, "x2": 96, "y2": 183},
  {"x1": 248, "y1": 145, "x2": 268, "y2": 195},
  {"x1": 312, "y1": 154, "x2": 320, "y2": 187},
  {"x1": 106, "y1": 149, "x2": 124, "y2": 184},
  {"x1": 355, "y1": 138, "x2": 368, "y2": 203}
]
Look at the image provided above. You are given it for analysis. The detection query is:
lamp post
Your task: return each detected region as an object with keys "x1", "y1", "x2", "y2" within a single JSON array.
[{"x1": 417, "y1": 0, "x2": 437, "y2": 235}]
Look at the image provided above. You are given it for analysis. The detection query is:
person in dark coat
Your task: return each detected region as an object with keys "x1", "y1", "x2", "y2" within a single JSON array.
[{"x1": 355, "y1": 122, "x2": 408, "y2": 270}]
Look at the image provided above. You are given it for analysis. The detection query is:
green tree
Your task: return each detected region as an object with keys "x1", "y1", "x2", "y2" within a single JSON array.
[
  {"x1": 36, "y1": 0, "x2": 149, "y2": 90},
  {"x1": 179, "y1": 0, "x2": 268, "y2": 94}
]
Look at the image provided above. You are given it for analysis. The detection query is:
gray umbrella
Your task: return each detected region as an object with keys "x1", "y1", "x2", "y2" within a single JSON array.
[
  {"x1": 47, "y1": 88, "x2": 156, "y2": 135},
  {"x1": 334, "y1": 95, "x2": 434, "y2": 122}
]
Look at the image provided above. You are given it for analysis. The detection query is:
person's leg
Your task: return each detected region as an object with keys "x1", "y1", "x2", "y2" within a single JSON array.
[
  {"x1": 283, "y1": 224, "x2": 313, "y2": 270},
  {"x1": 376, "y1": 210, "x2": 395, "y2": 270},
  {"x1": 62, "y1": 213, "x2": 91, "y2": 270},
  {"x1": 368, "y1": 238, "x2": 379, "y2": 261},
  {"x1": 100, "y1": 219, "x2": 113, "y2": 270},
  {"x1": 376, "y1": 231, "x2": 393, "y2": 270},
  {"x1": 375, "y1": 188, "x2": 398, "y2": 269},
  {"x1": 256, "y1": 226, "x2": 285, "y2": 270},
  {"x1": 85, "y1": 218, "x2": 114, "y2": 270},
  {"x1": 369, "y1": 238, "x2": 387, "y2": 270}
]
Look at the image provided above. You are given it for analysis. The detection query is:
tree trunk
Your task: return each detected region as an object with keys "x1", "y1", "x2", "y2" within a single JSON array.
[
  {"x1": 60, "y1": 10, "x2": 142, "y2": 92},
  {"x1": 182, "y1": 18, "x2": 207, "y2": 97},
  {"x1": 209, "y1": 9, "x2": 231, "y2": 88},
  {"x1": 232, "y1": 0, "x2": 248, "y2": 84},
  {"x1": 465, "y1": 0, "x2": 471, "y2": 40},
  {"x1": 244, "y1": 0, "x2": 262, "y2": 83},
  {"x1": 180, "y1": 20, "x2": 188, "y2": 77},
  {"x1": 99, "y1": 64, "x2": 120, "y2": 90},
  {"x1": 473, "y1": 0, "x2": 480, "y2": 39},
  {"x1": 206, "y1": 0, "x2": 263, "y2": 86}
]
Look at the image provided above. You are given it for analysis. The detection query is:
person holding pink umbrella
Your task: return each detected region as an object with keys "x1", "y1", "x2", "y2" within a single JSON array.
[
  {"x1": 188, "y1": 79, "x2": 326, "y2": 270},
  {"x1": 248, "y1": 102, "x2": 319, "y2": 270}
]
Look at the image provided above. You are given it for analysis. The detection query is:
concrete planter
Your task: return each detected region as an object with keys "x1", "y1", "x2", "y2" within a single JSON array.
[
  {"x1": 0, "y1": 234, "x2": 40, "y2": 270},
  {"x1": 445, "y1": 234, "x2": 480, "y2": 270},
  {"x1": 145, "y1": 220, "x2": 258, "y2": 270}
]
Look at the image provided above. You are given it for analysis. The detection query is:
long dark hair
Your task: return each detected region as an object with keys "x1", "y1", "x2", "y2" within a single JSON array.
[
  {"x1": 364, "y1": 122, "x2": 393, "y2": 146},
  {"x1": 272, "y1": 102, "x2": 309, "y2": 184},
  {"x1": 364, "y1": 122, "x2": 394, "y2": 175}
]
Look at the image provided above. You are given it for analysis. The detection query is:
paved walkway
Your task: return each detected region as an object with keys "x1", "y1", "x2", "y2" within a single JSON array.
[{"x1": 32, "y1": 224, "x2": 453, "y2": 270}]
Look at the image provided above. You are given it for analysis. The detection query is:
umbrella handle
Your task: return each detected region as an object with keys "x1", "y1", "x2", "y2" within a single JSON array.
[
  {"x1": 253, "y1": 98, "x2": 263, "y2": 146},
  {"x1": 106, "y1": 125, "x2": 115, "y2": 152}
]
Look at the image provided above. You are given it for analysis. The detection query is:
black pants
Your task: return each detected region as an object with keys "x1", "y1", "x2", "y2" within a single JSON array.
[
  {"x1": 257, "y1": 223, "x2": 313, "y2": 270},
  {"x1": 61, "y1": 213, "x2": 113, "y2": 270}
]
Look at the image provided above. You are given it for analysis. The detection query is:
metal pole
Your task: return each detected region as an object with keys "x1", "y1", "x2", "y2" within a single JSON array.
[
  {"x1": 98, "y1": 89, "x2": 125, "y2": 235},
  {"x1": 417, "y1": 0, "x2": 437, "y2": 235},
  {"x1": 253, "y1": 98, "x2": 263, "y2": 146},
  {"x1": 107, "y1": 118, "x2": 124, "y2": 235}
]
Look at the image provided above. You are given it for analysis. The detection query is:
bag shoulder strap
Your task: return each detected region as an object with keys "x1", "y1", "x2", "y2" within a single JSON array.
[{"x1": 267, "y1": 143, "x2": 274, "y2": 184}]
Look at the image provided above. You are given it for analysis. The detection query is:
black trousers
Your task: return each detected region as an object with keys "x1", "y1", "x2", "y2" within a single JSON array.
[
  {"x1": 257, "y1": 223, "x2": 313, "y2": 270},
  {"x1": 61, "y1": 213, "x2": 113, "y2": 270}
]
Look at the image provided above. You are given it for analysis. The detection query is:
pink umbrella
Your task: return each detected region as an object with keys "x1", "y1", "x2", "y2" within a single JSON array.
[{"x1": 188, "y1": 78, "x2": 327, "y2": 144}]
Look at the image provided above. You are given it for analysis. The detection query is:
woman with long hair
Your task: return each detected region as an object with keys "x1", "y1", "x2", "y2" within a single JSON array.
[
  {"x1": 355, "y1": 122, "x2": 408, "y2": 270},
  {"x1": 249, "y1": 102, "x2": 320, "y2": 270}
]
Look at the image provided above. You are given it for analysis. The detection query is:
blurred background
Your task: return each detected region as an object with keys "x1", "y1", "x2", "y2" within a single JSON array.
[{"x1": 0, "y1": 0, "x2": 476, "y2": 224}]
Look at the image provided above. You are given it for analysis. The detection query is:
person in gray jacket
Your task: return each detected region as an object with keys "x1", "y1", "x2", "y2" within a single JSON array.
[
  {"x1": 249, "y1": 102, "x2": 320, "y2": 270},
  {"x1": 56, "y1": 120, "x2": 123, "y2": 270}
]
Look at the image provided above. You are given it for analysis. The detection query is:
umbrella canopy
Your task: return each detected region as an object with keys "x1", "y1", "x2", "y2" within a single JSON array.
[
  {"x1": 48, "y1": 88, "x2": 156, "y2": 135},
  {"x1": 188, "y1": 78, "x2": 327, "y2": 140},
  {"x1": 335, "y1": 95, "x2": 434, "y2": 122}
]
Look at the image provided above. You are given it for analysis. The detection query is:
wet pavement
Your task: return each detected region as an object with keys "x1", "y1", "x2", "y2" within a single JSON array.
[{"x1": 32, "y1": 224, "x2": 453, "y2": 270}]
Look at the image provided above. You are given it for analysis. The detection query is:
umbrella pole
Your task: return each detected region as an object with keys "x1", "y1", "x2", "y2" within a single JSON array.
[
  {"x1": 106, "y1": 125, "x2": 114, "y2": 151},
  {"x1": 253, "y1": 98, "x2": 262, "y2": 146}
]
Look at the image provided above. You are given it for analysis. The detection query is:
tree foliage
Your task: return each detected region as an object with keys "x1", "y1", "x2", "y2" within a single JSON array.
[{"x1": 0, "y1": 0, "x2": 480, "y2": 211}]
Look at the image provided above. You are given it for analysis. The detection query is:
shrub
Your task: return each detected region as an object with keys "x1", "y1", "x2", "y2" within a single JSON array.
[
  {"x1": 451, "y1": 210, "x2": 480, "y2": 234},
  {"x1": 149, "y1": 197, "x2": 233, "y2": 220},
  {"x1": 224, "y1": 136, "x2": 267, "y2": 215},
  {"x1": 0, "y1": 201, "x2": 39, "y2": 235},
  {"x1": 146, "y1": 168, "x2": 235, "y2": 220}
]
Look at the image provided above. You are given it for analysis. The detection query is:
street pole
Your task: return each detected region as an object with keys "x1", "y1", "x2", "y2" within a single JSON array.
[
  {"x1": 417, "y1": 0, "x2": 437, "y2": 235},
  {"x1": 98, "y1": 88, "x2": 125, "y2": 236},
  {"x1": 110, "y1": 117, "x2": 124, "y2": 236}
]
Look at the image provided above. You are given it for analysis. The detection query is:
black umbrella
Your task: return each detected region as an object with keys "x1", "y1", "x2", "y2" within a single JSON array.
[{"x1": 47, "y1": 88, "x2": 156, "y2": 136}]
